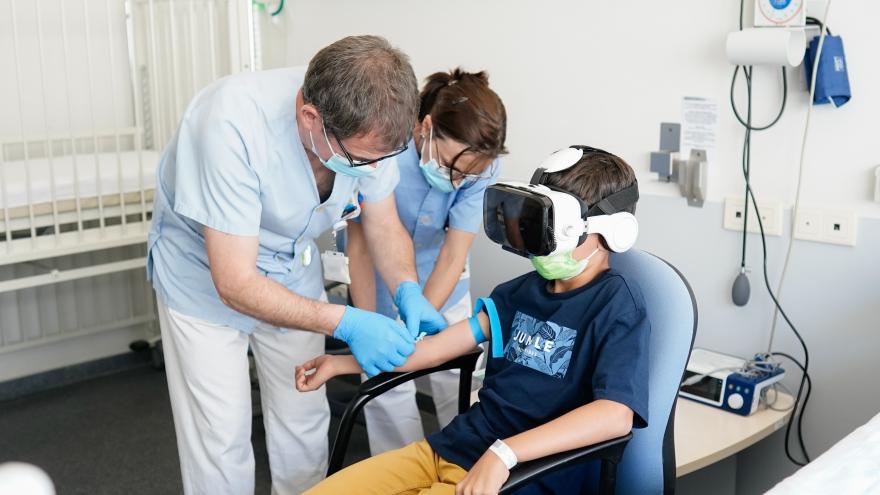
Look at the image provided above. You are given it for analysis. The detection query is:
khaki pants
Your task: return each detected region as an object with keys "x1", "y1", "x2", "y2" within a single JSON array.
[{"x1": 304, "y1": 440, "x2": 467, "y2": 495}]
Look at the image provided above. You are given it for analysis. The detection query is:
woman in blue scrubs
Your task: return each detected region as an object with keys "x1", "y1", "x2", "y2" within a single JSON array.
[{"x1": 346, "y1": 68, "x2": 507, "y2": 455}]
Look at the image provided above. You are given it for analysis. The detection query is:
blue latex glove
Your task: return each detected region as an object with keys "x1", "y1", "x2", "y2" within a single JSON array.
[
  {"x1": 394, "y1": 281, "x2": 448, "y2": 338},
  {"x1": 333, "y1": 306, "x2": 415, "y2": 377}
]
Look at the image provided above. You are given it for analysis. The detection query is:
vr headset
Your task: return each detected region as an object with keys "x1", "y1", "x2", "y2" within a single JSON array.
[{"x1": 483, "y1": 146, "x2": 639, "y2": 257}]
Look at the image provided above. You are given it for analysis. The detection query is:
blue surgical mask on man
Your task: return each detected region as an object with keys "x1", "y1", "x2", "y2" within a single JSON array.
[
  {"x1": 418, "y1": 126, "x2": 458, "y2": 193},
  {"x1": 309, "y1": 123, "x2": 376, "y2": 178}
]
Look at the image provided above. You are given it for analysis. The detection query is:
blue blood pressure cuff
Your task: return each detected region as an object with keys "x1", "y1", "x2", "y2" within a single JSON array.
[
  {"x1": 804, "y1": 35, "x2": 851, "y2": 107},
  {"x1": 468, "y1": 297, "x2": 503, "y2": 358}
]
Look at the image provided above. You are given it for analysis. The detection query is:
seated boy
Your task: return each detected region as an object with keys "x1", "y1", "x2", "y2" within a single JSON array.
[{"x1": 297, "y1": 145, "x2": 650, "y2": 495}]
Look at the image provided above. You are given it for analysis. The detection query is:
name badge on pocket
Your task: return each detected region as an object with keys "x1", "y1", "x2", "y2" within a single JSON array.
[{"x1": 321, "y1": 250, "x2": 350, "y2": 284}]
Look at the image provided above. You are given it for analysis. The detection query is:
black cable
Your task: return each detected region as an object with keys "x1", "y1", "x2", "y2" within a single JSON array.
[
  {"x1": 744, "y1": 172, "x2": 812, "y2": 466},
  {"x1": 731, "y1": 4, "x2": 812, "y2": 464},
  {"x1": 770, "y1": 352, "x2": 813, "y2": 464},
  {"x1": 731, "y1": 66, "x2": 788, "y2": 131},
  {"x1": 732, "y1": 0, "x2": 787, "y2": 268},
  {"x1": 806, "y1": 16, "x2": 833, "y2": 36},
  {"x1": 740, "y1": 67, "x2": 752, "y2": 269}
]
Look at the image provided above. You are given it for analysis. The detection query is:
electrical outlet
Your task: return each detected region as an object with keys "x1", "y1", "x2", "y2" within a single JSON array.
[
  {"x1": 723, "y1": 197, "x2": 783, "y2": 236},
  {"x1": 793, "y1": 208, "x2": 858, "y2": 246}
]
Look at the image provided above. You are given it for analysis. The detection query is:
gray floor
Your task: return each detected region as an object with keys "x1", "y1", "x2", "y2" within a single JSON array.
[{"x1": 0, "y1": 365, "x2": 438, "y2": 495}]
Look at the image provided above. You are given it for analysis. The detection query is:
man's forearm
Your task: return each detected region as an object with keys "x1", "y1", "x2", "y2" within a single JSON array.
[
  {"x1": 503, "y1": 400, "x2": 634, "y2": 463},
  {"x1": 221, "y1": 273, "x2": 344, "y2": 334}
]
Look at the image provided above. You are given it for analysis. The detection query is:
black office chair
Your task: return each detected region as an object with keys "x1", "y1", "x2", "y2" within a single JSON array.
[
  {"x1": 326, "y1": 250, "x2": 697, "y2": 494},
  {"x1": 325, "y1": 347, "x2": 632, "y2": 495}
]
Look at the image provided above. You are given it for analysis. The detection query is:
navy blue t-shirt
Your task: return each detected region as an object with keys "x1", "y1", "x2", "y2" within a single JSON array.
[{"x1": 427, "y1": 268, "x2": 650, "y2": 473}]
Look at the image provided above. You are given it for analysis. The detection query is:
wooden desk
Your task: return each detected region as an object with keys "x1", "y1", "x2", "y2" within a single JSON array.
[{"x1": 675, "y1": 393, "x2": 794, "y2": 477}]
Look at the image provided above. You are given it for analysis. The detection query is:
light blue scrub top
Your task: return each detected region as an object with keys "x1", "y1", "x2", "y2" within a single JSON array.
[
  {"x1": 371, "y1": 141, "x2": 500, "y2": 318},
  {"x1": 147, "y1": 67, "x2": 399, "y2": 333}
]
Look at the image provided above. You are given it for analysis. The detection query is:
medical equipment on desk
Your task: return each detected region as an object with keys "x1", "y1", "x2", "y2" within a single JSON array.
[{"x1": 680, "y1": 348, "x2": 785, "y2": 416}]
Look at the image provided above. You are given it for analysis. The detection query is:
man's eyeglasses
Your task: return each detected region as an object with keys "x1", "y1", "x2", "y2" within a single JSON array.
[{"x1": 330, "y1": 128, "x2": 409, "y2": 167}]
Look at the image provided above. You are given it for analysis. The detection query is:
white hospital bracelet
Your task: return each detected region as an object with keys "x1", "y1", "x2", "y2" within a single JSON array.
[{"x1": 489, "y1": 439, "x2": 518, "y2": 470}]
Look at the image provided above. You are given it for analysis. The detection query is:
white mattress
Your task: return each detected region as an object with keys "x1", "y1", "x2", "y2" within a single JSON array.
[
  {"x1": 0, "y1": 150, "x2": 159, "y2": 210},
  {"x1": 766, "y1": 411, "x2": 880, "y2": 494}
]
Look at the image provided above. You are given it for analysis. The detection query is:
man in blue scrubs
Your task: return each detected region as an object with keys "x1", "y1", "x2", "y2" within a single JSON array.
[{"x1": 146, "y1": 36, "x2": 446, "y2": 495}]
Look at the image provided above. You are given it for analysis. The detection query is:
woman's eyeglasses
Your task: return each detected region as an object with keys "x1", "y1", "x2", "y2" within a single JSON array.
[{"x1": 438, "y1": 144, "x2": 497, "y2": 187}]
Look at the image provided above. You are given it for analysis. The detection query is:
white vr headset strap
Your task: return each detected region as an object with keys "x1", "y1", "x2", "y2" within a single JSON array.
[{"x1": 585, "y1": 213, "x2": 639, "y2": 253}]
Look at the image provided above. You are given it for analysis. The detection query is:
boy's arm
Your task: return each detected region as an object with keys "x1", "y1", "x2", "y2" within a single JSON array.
[
  {"x1": 396, "y1": 310, "x2": 489, "y2": 371},
  {"x1": 456, "y1": 400, "x2": 634, "y2": 494},
  {"x1": 504, "y1": 399, "x2": 633, "y2": 461},
  {"x1": 296, "y1": 311, "x2": 489, "y2": 391}
]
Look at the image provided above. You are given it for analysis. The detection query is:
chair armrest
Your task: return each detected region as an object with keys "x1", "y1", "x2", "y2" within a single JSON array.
[
  {"x1": 499, "y1": 433, "x2": 633, "y2": 495},
  {"x1": 327, "y1": 347, "x2": 484, "y2": 475},
  {"x1": 358, "y1": 347, "x2": 483, "y2": 397}
]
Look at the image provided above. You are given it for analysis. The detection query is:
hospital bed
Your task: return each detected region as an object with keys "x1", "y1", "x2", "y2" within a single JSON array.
[
  {"x1": 0, "y1": 0, "x2": 255, "y2": 371},
  {"x1": 0, "y1": 136, "x2": 159, "y2": 263},
  {"x1": 766, "y1": 411, "x2": 880, "y2": 494}
]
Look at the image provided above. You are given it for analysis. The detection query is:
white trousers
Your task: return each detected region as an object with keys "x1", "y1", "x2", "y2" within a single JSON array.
[
  {"x1": 363, "y1": 294, "x2": 472, "y2": 455},
  {"x1": 157, "y1": 300, "x2": 330, "y2": 495}
]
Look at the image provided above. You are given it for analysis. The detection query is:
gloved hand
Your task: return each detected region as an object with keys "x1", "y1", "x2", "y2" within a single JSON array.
[
  {"x1": 394, "y1": 281, "x2": 448, "y2": 338},
  {"x1": 333, "y1": 306, "x2": 415, "y2": 377}
]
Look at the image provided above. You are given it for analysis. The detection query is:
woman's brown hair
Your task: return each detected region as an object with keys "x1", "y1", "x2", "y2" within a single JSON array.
[{"x1": 418, "y1": 68, "x2": 508, "y2": 167}]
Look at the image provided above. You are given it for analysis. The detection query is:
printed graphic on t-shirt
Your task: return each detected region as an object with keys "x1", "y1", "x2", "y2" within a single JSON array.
[{"x1": 503, "y1": 311, "x2": 576, "y2": 379}]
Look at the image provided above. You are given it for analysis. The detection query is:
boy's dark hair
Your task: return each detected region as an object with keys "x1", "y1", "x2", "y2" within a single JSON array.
[{"x1": 542, "y1": 146, "x2": 638, "y2": 215}]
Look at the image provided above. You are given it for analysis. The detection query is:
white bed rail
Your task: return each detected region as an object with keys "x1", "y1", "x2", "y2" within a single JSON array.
[{"x1": 0, "y1": 0, "x2": 255, "y2": 356}]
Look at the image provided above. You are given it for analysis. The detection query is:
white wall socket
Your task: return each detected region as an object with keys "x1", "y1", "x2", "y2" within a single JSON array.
[
  {"x1": 723, "y1": 196, "x2": 783, "y2": 236},
  {"x1": 793, "y1": 207, "x2": 858, "y2": 246}
]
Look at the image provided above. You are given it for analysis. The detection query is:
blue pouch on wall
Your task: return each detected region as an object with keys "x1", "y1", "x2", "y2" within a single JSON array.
[{"x1": 804, "y1": 35, "x2": 851, "y2": 107}]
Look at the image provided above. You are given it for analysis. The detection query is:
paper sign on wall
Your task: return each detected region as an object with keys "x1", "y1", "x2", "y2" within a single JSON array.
[{"x1": 681, "y1": 96, "x2": 718, "y2": 161}]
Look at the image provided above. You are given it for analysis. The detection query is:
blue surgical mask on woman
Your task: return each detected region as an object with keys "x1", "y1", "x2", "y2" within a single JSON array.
[
  {"x1": 309, "y1": 124, "x2": 376, "y2": 178},
  {"x1": 418, "y1": 126, "x2": 457, "y2": 193}
]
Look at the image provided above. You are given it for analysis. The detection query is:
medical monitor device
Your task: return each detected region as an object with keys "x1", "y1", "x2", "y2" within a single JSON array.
[{"x1": 679, "y1": 348, "x2": 785, "y2": 416}]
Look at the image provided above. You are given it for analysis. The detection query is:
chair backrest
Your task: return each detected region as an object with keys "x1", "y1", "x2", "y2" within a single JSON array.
[{"x1": 610, "y1": 250, "x2": 697, "y2": 495}]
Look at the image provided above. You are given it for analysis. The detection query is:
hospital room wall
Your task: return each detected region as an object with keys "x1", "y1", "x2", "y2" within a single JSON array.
[
  {"x1": 276, "y1": 1, "x2": 880, "y2": 493},
  {"x1": 276, "y1": 0, "x2": 880, "y2": 219}
]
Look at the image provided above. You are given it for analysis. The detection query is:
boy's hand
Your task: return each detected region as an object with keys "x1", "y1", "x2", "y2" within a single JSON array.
[
  {"x1": 295, "y1": 355, "x2": 337, "y2": 392},
  {"x1": 455, "y1": 449, "x2": 510, "y2": 495}
]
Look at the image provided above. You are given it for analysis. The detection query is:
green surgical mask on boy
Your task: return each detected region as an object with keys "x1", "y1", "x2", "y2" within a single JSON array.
[{"x1": 530, "y1": 247, "x2": 600, "y2": 280}]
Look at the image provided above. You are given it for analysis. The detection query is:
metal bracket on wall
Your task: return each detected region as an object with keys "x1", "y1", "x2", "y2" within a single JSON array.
[
  {"x1": 675, "y1": 149, "x2": 708, "y2": 207},
  {"x1": 650, "y1": 122, "x2": 707, "y2": 207},
  {"x1": 650, "y1": 122, "x2": 680, "y2": 183}
]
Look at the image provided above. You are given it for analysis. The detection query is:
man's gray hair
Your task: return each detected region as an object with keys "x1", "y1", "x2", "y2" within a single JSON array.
[{"x1": 303, "y1": 35, "x2": 418, "y2": 151}]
